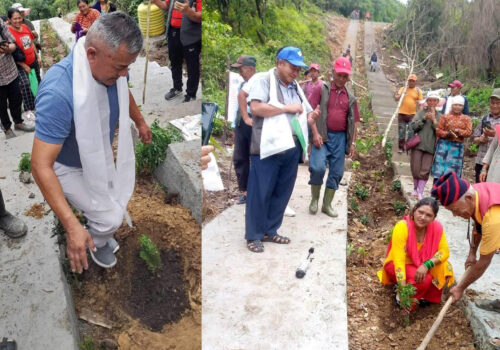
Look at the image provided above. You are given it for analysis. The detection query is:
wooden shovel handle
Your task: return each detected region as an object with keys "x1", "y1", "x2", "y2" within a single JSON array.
[{"x1": 416, "y1": 267, "x2": 471, "y2": 350}]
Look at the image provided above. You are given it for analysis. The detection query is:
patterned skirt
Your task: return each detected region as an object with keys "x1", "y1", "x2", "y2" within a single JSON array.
[{"x1": 431, "y1": 139, "x2": 464, "y2": 178}]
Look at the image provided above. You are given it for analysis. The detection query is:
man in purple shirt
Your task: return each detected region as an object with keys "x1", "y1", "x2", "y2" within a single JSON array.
[
  {"x1": 308, "y1": 57, "x2": 360, "y2": 217},
  {"x1": 302, "y1": 63, "x2": 322, "y2": 109}
]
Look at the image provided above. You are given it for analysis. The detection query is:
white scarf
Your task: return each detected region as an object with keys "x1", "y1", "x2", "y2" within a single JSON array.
[
  {"x1": 260, "y1": 67, "x2": 309, "y2": 160},
  {"x1": 73, "y1": 37, "x2": 135, "y2": 226}
]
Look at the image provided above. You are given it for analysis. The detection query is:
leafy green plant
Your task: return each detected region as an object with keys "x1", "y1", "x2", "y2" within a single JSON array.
[
  {"x1": 396, "y1": 283, "x2": 418, "y2": 325},
  {"x1": 139, "y1": 234, "x2": 162, "y2": 274},
  {"x1": 468, "y1": 143, "x2": 478, "y2": 153},
  {"x1": 357, "y1": 247, "x2": 369, "y2": 265},
  {"x1": 355, "y1": 136, "x2": 381, "y2": 154},
  {"x1": 346, "y1": 243, "x2": 355, "y2": 257},
  {"x1": 349, "y1": 198, "x2": 359, "y2": 212},
  {"x1": 392, "y1": 200, "x2": 407, "y2": 216},
  {"x1": 352, "y1": 160, "x2": 361, "y2": 171},
  {"x1": 135, "y1": 120, "x2": 183, "y2": 175},
  {"x1": 466, "y1": 88, "x2": 493, "y2": 116},
  {"x1": 211, "y1": 116, "x2": 228, "y2": 136},
  {"x1": 18, "y1": 152, "x2": 31, "y2": 172},
  {"x1": 78, "y1": 337, "x2": 96, "y2": 350},
  {"x1": 385, "y1": 140, "x2": 393, "y2": 162},
  {"x1": 354, "y1": 184, "x2": 369, "y2": 200},
  {"x1": 392, "y1": 179, "x2": 402, "y2": 192},
  {"x1": 359, "y1": 215, "x2": 370, "y2": 226}
]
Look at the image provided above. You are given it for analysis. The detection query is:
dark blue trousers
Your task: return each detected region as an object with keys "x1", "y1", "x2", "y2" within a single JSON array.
[{"x1": 245, "y1": 143, "x2": 301, "y2": 241}]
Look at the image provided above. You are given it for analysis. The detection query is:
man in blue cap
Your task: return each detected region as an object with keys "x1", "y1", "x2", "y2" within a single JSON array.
[{"x1": 244, "y1": 46, "x2": 320, "y2": 253}]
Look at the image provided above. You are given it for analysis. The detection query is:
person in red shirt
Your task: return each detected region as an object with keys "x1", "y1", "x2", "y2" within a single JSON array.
[
  {"x1": 7, "y1": 8, "x2": 39, "y2": 123},
  {"x1": 302, "y1": 63, "x2": 322, "y2": 109},
  {"x1": 152, "y1": 0, "x2": 202, "y2": 102},
  {"x1": 308, "y1": 57, "x2": 360, "y2": 217}
]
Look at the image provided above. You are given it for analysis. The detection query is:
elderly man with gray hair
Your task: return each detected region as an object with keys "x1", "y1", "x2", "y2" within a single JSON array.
[{"x1": 32, "y1": 12, "x2": 152, "y2": 273}]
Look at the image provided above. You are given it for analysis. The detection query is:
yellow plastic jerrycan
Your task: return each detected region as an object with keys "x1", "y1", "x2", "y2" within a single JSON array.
[{"x1": 137, "y1": 2, "x2": 165, "y2": 37}]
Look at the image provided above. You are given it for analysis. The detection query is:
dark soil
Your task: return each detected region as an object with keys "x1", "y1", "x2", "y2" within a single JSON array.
[
  {"x1": 71, "y1": 176, "x2": 201, "y2": 350},
  {"x1": 346, "y1": 21, "x2": 476, "y2": 350},
  {"x1": 126, "y1": 249, "x2": 189, "y2": 332}
]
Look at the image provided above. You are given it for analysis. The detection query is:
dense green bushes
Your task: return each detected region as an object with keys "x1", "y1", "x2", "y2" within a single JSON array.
[{"x1": 202, "y1": 2, "x2": 331, "y2": 113}]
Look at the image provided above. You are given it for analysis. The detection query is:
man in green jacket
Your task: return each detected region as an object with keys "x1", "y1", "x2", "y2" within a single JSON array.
[{"x1": 308, "y1": 57, "x2": 360, "y2": 217}]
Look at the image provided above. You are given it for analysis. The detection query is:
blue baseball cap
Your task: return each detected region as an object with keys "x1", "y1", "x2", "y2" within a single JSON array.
[{"x1": 276, "y1": 47, "x2": 308, "y2": 68}]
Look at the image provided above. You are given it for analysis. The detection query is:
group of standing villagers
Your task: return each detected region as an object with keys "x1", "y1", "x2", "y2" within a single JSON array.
[
  {"x1": 396, "y1": 77, "x2": 475, "y2": 199},
  {"x1": 230, "y1": 46, "x2": 359, "y2": 253},
  {"x1": 381, "y1": 73, "x2": 500, "y2": 314}
]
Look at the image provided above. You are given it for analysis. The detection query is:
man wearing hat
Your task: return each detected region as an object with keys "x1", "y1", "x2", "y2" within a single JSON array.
[
  {"x1": 244, "y1": 46, "x2": 320, "y2": 253},
  {"x1": 231, "y1": 55, "x2": 256, "y2": 204},
  {"x1": 475, "y1": 88, "x2": 500, "y2": 184},
  {"x1": 395, "y1": 74, "x2": 424, "y2": 153},
  {"x1": 10, "y1": 3, "x2": 39, "y2": 50},
  {"x1": 302, "y1": 63, "x2": 322, "y2": 109},
  {"x1": 308, "y1": 56, "x2": 360, "y2": 218},
  {"x1": 431, "y1": 172, "x2": 500, "y2": 310},
  {"x1": 442, "y1": 80, "x2": 469, "y2": 116}
]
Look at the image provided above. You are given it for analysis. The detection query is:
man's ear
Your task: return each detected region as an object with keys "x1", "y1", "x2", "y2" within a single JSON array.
[{"x1": 86, "y1": 46, "x2": 97, "y2": 62}]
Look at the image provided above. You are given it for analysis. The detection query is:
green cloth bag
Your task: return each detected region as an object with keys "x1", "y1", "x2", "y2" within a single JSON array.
[
  {"x1": 28, "y1": 69, "x2": 38, "y2": 97},
  {"x1": 291, "y1": 114, "x2": 306, "y2": 154}
]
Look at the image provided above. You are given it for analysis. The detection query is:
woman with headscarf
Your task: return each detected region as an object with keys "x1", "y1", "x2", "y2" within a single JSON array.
[
  {"x1": 378, "y1": 197, "x2": 455, "y2": 311},
  {"x1": 431, "y1": 95, "x2": 472, "y2": 183},
  {"x1": 409, "y1": 91, "x2": 441, "y2": 199}
]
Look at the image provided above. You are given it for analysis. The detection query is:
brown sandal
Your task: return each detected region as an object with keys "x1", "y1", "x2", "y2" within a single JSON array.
[{"x1": 262, "y1": 234, "x2": 290, "y2": 244}]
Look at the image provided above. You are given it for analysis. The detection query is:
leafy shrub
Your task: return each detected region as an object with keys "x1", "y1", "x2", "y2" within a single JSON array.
[
  {"x1": 18, "y1": 153, "x2": 31, "y2": 172},
  {"x1": 352, "y1": 160, "x2": 361, "y2": 171},
  {"x1": 346, "y1": 243, "x2": 355, "y2": 257},
  {"x1": 357, "y1": 247, "x2": 369, "y2": 265},
  {"x1": 355, "y1": 135, "x2": 382, "y2": 154},
  {"x1": 384, "y1": 140, "x2": 393, "y2": 162},
  {"x1": 139, "y1": 234, "x2": 162, "y2": 274},
  {"x1": 392, "y1": 200, "x2": 407, "y2": 216},
  {"x1": 396, "y1": 283, "x2": 417, "y2": 325},
  {"x1": 359, "y1": 215, "x2": 370, "y2": 226},
  {"x1": 354, "y1": 183, "x2": 369, "y2": 200},
  {"x1": 211, "y1": 116, "x2": 228, "y2": 136},
  {"x1": 469, "y1": 143, "x2": 478, "y2": 153},
  {"x1": 135, "y1": 120, "x2": 183, "y2": 175},
  {"x1": 392, "y1": 179, "x2": 402, "y2": 192},
  {"x1": 466, "y1": 88, "x2": 493, "y2": 117},
  {"x1": 349, "y1": 198, "x2": 359, "y2": 212}
]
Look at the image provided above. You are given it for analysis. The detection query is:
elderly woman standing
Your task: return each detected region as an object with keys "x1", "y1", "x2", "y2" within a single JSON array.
[
  {"x1": 431, "y1": 95, "x2": 472, "y2": 183},
  {"x1": 410, "y1": 92, "x2": 441, "y2": 199},
  {"x1": 378, "y1": 197, "x2": 455, "y2": 310}
]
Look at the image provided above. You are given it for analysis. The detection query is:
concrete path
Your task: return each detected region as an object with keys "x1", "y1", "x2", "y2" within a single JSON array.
[
  {"x1": 203, "y1": 19, "x2": 362, "y2": 350},
  {"x1": 0, "y1": 133, "x2": 79, "y2": 349},
  {"x1": 202, "y1": 167, "x2": 351, "y2": 349},
  {"x1": 364, "y1": 21, "x2": 500, "y2": 350}
]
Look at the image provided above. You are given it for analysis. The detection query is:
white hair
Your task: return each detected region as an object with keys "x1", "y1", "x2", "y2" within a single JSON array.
[{"x1": 85, "y1": 11, "x2": 143, "y2": 54}]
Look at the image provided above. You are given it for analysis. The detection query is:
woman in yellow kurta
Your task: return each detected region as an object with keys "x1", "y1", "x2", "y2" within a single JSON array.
[{"x1": 378, "y1": 197, "x2": 455, "y2": 308}]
